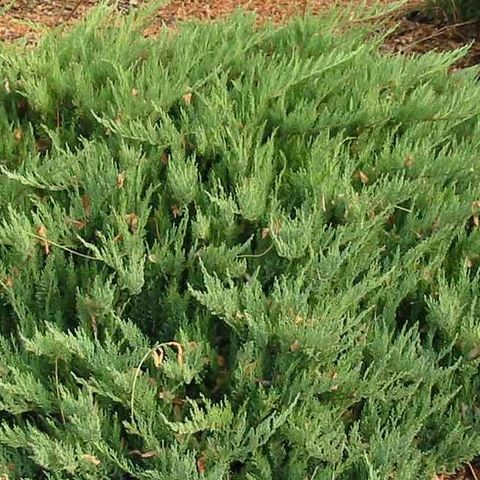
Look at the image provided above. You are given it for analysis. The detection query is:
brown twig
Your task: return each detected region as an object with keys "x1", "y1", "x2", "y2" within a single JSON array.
[
  {"x1": 403, "y1": 19, "x2": 480, "y2": 50},
  {"x1": 26, "y1": 232, "x2": 99, "y2": 261},
  {"x1": 130, "y1": 341, "x2": 185, "y2": 424},
  {"x1": 59, "y1": 0, "x2": 87, "y2": 28},
  {"x1": 468, "y1": 462, "x2": 479, "y2": 480}
]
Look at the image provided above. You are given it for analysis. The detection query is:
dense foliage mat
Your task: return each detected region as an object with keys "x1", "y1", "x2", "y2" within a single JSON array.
[{"x1": 1, "y1": 5, "x2": 480, "y2": 479}]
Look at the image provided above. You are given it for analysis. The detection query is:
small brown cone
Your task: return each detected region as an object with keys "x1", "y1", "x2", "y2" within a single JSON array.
[{"x1": 36, "y1": 225, "x2": 50, "y2": 255}]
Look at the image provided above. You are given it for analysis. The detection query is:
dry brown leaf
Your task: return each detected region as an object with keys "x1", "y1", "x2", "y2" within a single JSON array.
[
  {"x1": 130, "y1": 450, "x2": 158, "y2": 459},
  {"x1": 358, "y1": 170, "x2": 369, "y2": 185},
  {"x1": 471, "y1": 203, "x2": 480, "y2": 228},
  {"x1": 160, "y1": 152, "x2": 169, "y2": 165},
  {"x1": 90, "y1": 315, "x2": 98, "y2": 337},
  {"x1": 81, "y1": 195, "x2": 92, "y2": 217},
  {"x1": 171, "y1": 205, "x2": 182, "y2": 218},
  {"x1": 125, "y1": 213, "x2": 139, "y2": 234},
  {"x1": 164, "y1": 341, "x2": 184, "y2": 366},
  {"x1": 404, "y1": 155, "x2": 414, "y2": 168},
  {"x1": 69, "y1": 219, "x2": 87, "y2": 230},
  {"x1": 117, "y1": 172, "x2": 126, "y2": 188},
  {"x1": 36, "y1": 225, "x2": 50, "y2": 255},
  {"x1": 148, "y1": 254, "x2": 158, "y2": 263},
  {"x1": 294, "y1": 314, "x2": 305, "y2": 325},
  {"x1": 217, "y1": 355, "x2": 226, "y2": 368},
  {"x1": 139, "y1": 451, "x2": 157, "y2": 459},
  {"x1": 466, "y1": 346, "x2": 480, "y2": 361},
  {"x1": 197, "y1": 456, "x2": 207, "y2": 474},
  {"x1": 289, "y1": 340, "x2": 301, "y2": 352},
  {"x1": 158, "y1": 389, "x2": 175, "y2": 401},
  {"x1": 152, "y1": 347, "x2": 164, "y2": 368},
  {"x1": 82, "y1": 454, "x2": 101, "y2": 466},
  {"x1": 261, "y1": 227, "x2": 270, "y2": 239},
  {"x1": 13, "y1": 128, "x2": 22, "y2": 142}
]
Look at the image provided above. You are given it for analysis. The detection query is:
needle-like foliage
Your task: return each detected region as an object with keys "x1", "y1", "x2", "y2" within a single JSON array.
[{"x1": 0, "y1": 3, "x2": 480, "y2": 479}]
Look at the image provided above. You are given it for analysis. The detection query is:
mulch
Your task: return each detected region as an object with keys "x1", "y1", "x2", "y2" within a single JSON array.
[
  {"x1": 0, "y1": 1, "x2": 479, "y2": 478},
  {"x1": 381, "y1": 9, "x2": 480, "y2": 70},
  {"x1": 1, "y1": 1, "x2": 479, "y2": 66}
]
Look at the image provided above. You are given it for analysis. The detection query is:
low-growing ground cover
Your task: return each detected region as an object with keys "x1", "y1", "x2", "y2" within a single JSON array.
[{"x1": 0, "y1": 4, "x2": 480, "y2": 479}]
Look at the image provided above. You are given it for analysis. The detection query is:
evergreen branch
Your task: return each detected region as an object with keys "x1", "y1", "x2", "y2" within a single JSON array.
[
  {"x1": 0, "y1": 166, "x2": 75, "y2": 191},
  {"x1": 271, "y1": 46, "x2": 367, "y2": 99},
  {"x1": 386, "y1": 164, "x2": 477, "y2": 180},
  {"x1": 0, "y1": 8, "x2": 479, "y2": 478},
  {"x1": 341, "y1": 111, "x2": 480, "y2": 132},
  {"x1": 348, "y1": 0, "x2": 410, "y2": 24},
  {"x1": 54, "y1": 359, "x2": 65, "y2": 424}
]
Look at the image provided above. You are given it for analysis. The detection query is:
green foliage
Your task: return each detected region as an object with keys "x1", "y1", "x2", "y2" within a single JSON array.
[
  {"x1": 425, "y1": 0, "x2": 480, "y2": 20},
  {"x1": 0, "y1": 2, "x2": 479, "y2": 479}
]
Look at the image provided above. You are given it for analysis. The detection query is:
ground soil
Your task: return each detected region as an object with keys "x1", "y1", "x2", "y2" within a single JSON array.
[
  {"x1": 0, "y1": 0, "x2": 479, "y2": 478},
  {"x1": 0, "y1": 0, "x2": 479, "y2": 70},
  {"x1": 0, "y1": 0, "x2": 479, "y2": 65}
]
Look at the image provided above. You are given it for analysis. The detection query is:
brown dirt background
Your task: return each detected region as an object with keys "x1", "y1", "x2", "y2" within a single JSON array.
[{"x1": 0, "y1": 0, "x2": 479, "y2": 66}]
